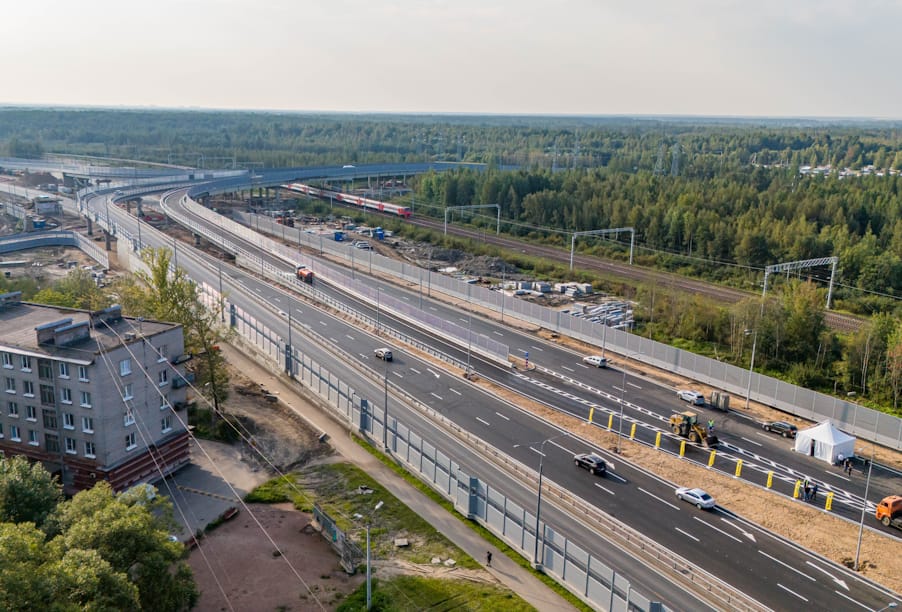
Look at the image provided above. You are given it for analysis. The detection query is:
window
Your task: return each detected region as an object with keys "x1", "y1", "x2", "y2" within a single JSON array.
[
  {"x1": 40, "y1": 384, "x2": 55, "y2": 406},
  {"x1": 119, "y1": 359, "x2": 132, "y2": 376},
  {"x1": 20, "y1": 355, "x2": 32, "y2": 372},
  {"x1": 58, "y1": 362, "x2": 70, "y2": 378},
  {"x1": 45, "y1": 433, "x2": 59, "y2": 453},
  {"x1": 78, "y1": 366, "x2": 89, "y2": 382},
  {"x1": 0, "y1": 422, "x2": 3, "y2": 438},
  {"x1": 159, "y1": 394, "x2": 169, "y2": 411},
  {"x1": 161, "y1": 415, "x2": 172, "y2": 433},
  {"x1": 63, "y1": 412, "x2": 74, "y2": 430},
  {"x1": 5, "y1": 378, "x2": 15, "y2": 394},
  {"x1": 1, "y1": 352, "x2": 12, "y2": 368},
  {"x1": 157, "y1": 344, "x2": 168, "y2": 362},
  {"x1": 122, "y1": 384, "x2": 134, "y2": 401},
  {"x1": 10, "y1": 425, "x2": 20, "y2": 442},
  {"x1": 23, "y1": 381, "x2": 34, "y2": 397},
  {"x1": 125, "y1": 432, "x2": 136, "y2": 451},
  {"x1": 26, "y1": 405, "x2": 36, "y2": 422},
  {"x1": 82, "y1": 416, "x2": 94, "y2": 434},
  {"x1": 65, "y1": 437, "x2": 77, "y2": 454},
  {"x1": 60, "y1": 388, "x2": 72, "y2": 404},
  {"x1": 7, "y1": 401, "x2": 18, "y2": 417},
  {"x1": 38, "y1": 359, "x2": 53, "y2": 380},
  {"x1": 158, "y1": 369, "x2": 168, "y2": 386},
  {"x1": 42, "y1": 409, "x2": 58, "y2": 429},
  {"x1": 28, "y1": 430, "x2": 38, "y2": 445},
  {"x1": 84, "y1": 441, "x2": 96, "y2": 458},
  {"x1": 80, "y1": 391, "x2": 92, "y2": 408},
  {"x1": 124, "y1": 409, "x2": 135, "y2": 427}
]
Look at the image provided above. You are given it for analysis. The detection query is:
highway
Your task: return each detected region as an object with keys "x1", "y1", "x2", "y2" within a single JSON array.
[{"x1": 152, "y1": 188, "x2": 901, "y2": 610}]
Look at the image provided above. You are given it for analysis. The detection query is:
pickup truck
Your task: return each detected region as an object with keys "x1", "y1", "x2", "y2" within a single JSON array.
[{"x1": 876, "y1": 495, "x2": 902, "y2": 530}]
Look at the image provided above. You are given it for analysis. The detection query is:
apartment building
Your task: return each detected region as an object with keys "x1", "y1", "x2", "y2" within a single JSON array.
[{"x1": 0, "y1": 291, "x2": 191, "y2": 493}]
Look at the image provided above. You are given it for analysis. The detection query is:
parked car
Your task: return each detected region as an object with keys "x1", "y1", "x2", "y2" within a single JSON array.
[
  {"x1": 677, "y1": 390, "x2": 706, "y2": 405},
  {"x1": 573, "y1": 453, "x2": 607, "y2": 476},
  {"x1": 675, "y1": 487, "x2": 716, "y2": 509},
  {"x1": 762, "y1": 421, "x2": 798, "y2": 438},
  {"x1": 374, "y1": 347, "x2": 393, "y2": 361},
  {"x1": 582, "y1": 355, "x2": 609, "y2": 368}
]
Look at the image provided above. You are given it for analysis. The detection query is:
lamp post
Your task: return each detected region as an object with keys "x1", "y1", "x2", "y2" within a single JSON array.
[
  {"x1": 854, "y1": 435, "x2": 878, "y2": 571},
  {"x1": 382, "y1": 360, "x2": 390, "y2": 451},
  {"x1": 875, "y1": 603, "x2": 898, "y2": 612},
  {"x1": 744, "y1": 328, "x2": 758, "y2": 410},
  {"x1": 617, "y1": 352, "x2": 642, "y2": 454},
  {"x1": 376, "y1": 287, "x2": 381, "y2": 334},
  {"x1": 365, "y1": 500, "x2": 384, "y2": 610},
  {"x1": 532, "y1": 433, "x2": 568, "y2": 569}
]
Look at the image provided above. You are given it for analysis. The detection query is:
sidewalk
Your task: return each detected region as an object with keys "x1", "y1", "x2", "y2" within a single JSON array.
[{"x1": 219, "y1": 343, "x2": 580, "y2": 612}]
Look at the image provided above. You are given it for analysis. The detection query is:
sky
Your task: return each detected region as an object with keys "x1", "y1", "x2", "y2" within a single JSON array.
[{"x1": 3, "y1": 0, "x2": 902, "y2": 118}]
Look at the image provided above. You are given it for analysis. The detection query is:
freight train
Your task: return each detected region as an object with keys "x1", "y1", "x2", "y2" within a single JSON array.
[{"x1": 283, "y1": 183, "x2": 412, "y2": 218}]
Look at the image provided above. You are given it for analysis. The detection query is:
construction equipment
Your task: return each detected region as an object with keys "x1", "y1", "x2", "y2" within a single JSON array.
[
  {"x1": 669, "y1": 411, "x2": 718, "y2": 447},
  {"x1": 876, "y1": 495, "x2": 902, "y2": 531}
]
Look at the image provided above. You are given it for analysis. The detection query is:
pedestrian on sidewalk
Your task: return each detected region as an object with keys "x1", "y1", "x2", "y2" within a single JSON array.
[{"x1": 486, "y1": 551, "x2": 492, "y2": 567}]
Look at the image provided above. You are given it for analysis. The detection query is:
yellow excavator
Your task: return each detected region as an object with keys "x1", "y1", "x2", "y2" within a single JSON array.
[{"x1": 669, "y1": 411, "x2": 719, "y2": 447}]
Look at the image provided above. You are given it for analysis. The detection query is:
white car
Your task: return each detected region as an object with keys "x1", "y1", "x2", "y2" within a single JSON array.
[
  {"x1": 374, "y1": 347, "x2": 393, "y2": 361},
  {"x1": 677, "y1": 390, "x2": 705, "y2": 405},
  {"x1": 582, "y1": 355, "x2": 609, "y2": 368},
  {"x1": 676, "y1": 487, "x2": 716, "y2": 510}
]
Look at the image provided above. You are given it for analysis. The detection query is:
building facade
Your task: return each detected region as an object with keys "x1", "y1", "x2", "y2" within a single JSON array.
[{"x1": 0, "y1": 291, "x2": 191, "y2": 493}]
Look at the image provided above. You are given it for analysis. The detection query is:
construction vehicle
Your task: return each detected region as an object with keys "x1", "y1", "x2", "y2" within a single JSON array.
[
  {"x1": 296, "y1": 265, "x2": 315, "y2": 284},
  {"x1": 876, "y1": 495, "x2": 902, "y2": 530},
  {"x1": 669, "y1": 411, "x2": 718, "y2": 447}
]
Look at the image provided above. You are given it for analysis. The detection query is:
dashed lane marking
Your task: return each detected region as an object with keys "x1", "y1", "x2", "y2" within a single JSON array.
[{"x1": 177, "y1": 485, "x2": 235, "y2": 503}]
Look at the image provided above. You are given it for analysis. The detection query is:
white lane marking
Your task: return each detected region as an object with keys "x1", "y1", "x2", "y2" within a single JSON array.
[
  {"x1": 719, "y1": 518, "x2": 757, "y2": 542},
  {"x1": 777, "y1": 584, "x2": 807, "y2": 602},
  {"x1": 578, "y1": 363, "x2": 590, "y2": 369},
  {"x1": 830, "y1": 472, "x2": 851, "y2": 482},
  {"x1": 755, "y1": 432, "x2": 771, "y2": 439},
  {"x1": 410, "y1": 368, "x2": 421, "y2": 374},
  {"x1": 741, "y1": 436, "x2": 763, "y2": 447},
  {"x1": 495, "y1": 412, "x2": 510, "y2": 421},
  {"x1": 594, "y1": 482, "x2": 615, "y2": 495},
  {"x1": 549, "y1": 440, "x2": 576, "y2": 455},
  {"x1": 358, "y1": 353, "x2": 368, "y2": 360},
  {"x1": 832, "y1": 590, "x2": 871, "y2": 610},
  {"x1": 392, "y1": 371, "x2": 404, "y2": 379},
  {"x1": 426, "y1": 368, "x2": 441, "y2": 379},
  {"x1": 606, "y1": 472, "x2": 627, "y2": 483},
  {"x1": 530, "y1": 446, "x2": 546, "y2": 457},
  {"x1": 759, "y1": 551, "x2": 816, "y2": 582},
  {"x1": 319, "y1": 320, "x2": 327, "y2": 326},
  {"x1": 493, "y1": 331, "x2": 504, "y2": 336},
  {"x1": 273, "y1": 297, "x2": 281, "y2": 302},
  {"x1": 458, "y1": 317, "x2": 468, "y2": 323},
  {"x1": 638, "y1": 487, "x2": 680, "y2": 510},
  {"x1": 562, "y1": 366, "x2": 574, "y2": 373},
  {"x1": 429, "y1": 306, "x2": 438, "y2": 311},
  {"x1": 476, "y1": 417, "x2": 490, "y2": 426},
  {"x1": 329, "y1": 337, "x2": 337, "y2": 344},
  {"x1": 530, "y1": 346, "x2": 544, "y2": 352},
  {"x1": 692, "y1": 516, "x2": 741, "y2": 543},
  {"x1": 346, "y1": 334, "x2": 355, "y2": 341},
  {"x1": 429, "y1": 392, "x2": 443, "y2": 401},
  {"x1": 254, "y1": 287, "x2": 262, "y2": 293},
  {"x1": 449, "y1": 388, "x2": 461, "y2": 396},
  {"x1": 675, "y1": 527, "x2": 699, "y2": 542},
  {"x1": 627, "y1": 382, "x2": 642, "y2": 389},
  {"x1": 805, "y1": 561, "x2": 849, "y2": 590},
  {"x1": 295, "y1": 308, "x2": 304, "y2": 314},
  {"x1": 612, "y1": 386, "x2": 625, "y2": 393}
]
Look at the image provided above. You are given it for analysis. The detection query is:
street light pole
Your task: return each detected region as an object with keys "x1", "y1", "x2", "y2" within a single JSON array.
[
  {"x1": 376, "y1": 287, "x2": 381, "y2": 334},
  {"x1": 745, "y1": 329, "x2": 758, "y2": 410},
  {"x1": 854, "y1": 437, "x2": 878, "y2": 571},
  {"x1": 532, "y1": 433, "x2": 567, "y2": 569},
  {"x1": 365, "y1": 500, "x2": 384, "y2": 610},
  {"x1": 383, "y1": 361, "x2": 390, "y2": 451}
]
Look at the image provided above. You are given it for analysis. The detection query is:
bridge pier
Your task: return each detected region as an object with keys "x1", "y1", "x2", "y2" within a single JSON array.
[
  {"x1": 86, "y1": 217, "x2": 93, "y2": 236},
  {"x1": 193, "y1": 233, "x2": 201, "y2": 247},
  {"x1": 103, "y1": 230, "x2": 111, "y2": 251}
]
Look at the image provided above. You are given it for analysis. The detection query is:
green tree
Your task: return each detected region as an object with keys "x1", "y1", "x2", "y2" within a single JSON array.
[
  {"x1": 0, "y1": 522, "x2": 51, "y2": 610},
  {"x1": 44, "y1": 548, "x2": 140, "y2": 611},
  {"x1": 0, "y1": 455, "x2": 63, "y2": 530}
]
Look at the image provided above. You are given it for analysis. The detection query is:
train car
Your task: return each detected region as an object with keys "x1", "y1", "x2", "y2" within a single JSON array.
[
  {"x1": 282, "y1": 183, "x2": 411, "y2": 219},
  {"x1": 296, "y1": 265, "x2": 315, "y2": 284}
]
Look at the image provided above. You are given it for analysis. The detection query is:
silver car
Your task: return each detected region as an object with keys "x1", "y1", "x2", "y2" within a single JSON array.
[
  {"x1": 676, "y1": 487, "x2": 716, "y2": 510},
  {"x1": 677, "y1": 390, "x2": 705, "y2": 405}
]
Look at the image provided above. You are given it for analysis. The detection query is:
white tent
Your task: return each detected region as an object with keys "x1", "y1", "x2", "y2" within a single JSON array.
[{"x1": 793, "y1": 420, "x2": 856, "y2": 464}]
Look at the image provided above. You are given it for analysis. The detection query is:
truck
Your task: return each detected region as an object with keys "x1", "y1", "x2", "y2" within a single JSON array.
[
  {"x1": 296, "y1": 265, "x2": 315, "y2": 284},
  {"x1": 876, "y1": 495, "x2": 902, "y2": 530}
]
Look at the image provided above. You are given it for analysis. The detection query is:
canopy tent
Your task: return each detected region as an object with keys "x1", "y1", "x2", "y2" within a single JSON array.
[{"x1": 793, "y1": 420, "x2": 856, "y2": 464}]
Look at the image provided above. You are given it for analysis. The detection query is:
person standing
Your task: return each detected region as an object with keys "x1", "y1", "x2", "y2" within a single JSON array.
[{"x1": 486, "y1": 551, "x2": 492, "y2": 568}]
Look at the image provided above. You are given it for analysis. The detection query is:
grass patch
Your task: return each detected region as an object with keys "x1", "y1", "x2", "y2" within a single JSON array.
[
  {"x1": 336, "y1": 576, "x2": 536, "y2": 612},
  {"x1": 245, "y1": 474, "x2": 313, "y2": 510}
]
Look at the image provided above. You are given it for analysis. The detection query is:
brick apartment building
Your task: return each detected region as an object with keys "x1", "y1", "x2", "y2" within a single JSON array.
[{"x1": 0, "y1": 291, "x2": 191, "y2": 493}]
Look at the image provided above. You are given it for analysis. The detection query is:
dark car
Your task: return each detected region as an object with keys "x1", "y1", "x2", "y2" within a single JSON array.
[
  {"x1": 574, "y1": 453, "x2": 607, "y2": 476},
  {"x1": 763, "y1": 421, "x2": 798, "y2": 438}
]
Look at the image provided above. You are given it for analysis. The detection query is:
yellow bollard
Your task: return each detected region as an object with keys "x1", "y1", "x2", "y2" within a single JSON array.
[
  {"x1": 607, "y1": 413, "x2": 614, "y2": 431},
  {"x1": 708, "y1": 450, "x2": 716, "y2": 467},
  {"x1": 734, "y1": 459, "x2": 743, "y2": 478},
  {"x1": 679, "y1": 441, "x2": 686, "y2": 457},
  {"x1": 655, "y1": 432, "x2": 661, "y2": 448},
  {"x1": 629, "y1": 423, "x2": 637, "y2": 439},
  {"x1": 766, "y1": 471, "x2": 774, "y2": 489},
  {"x1": 825, "y1": 492, "x2": 834, "y2": 511},
  {"x1": 793, "y1": 481, "x2": 801, "y2": 499},
  {"x1": 588, "y1": 407, "x2": 594, "y2": 424}
]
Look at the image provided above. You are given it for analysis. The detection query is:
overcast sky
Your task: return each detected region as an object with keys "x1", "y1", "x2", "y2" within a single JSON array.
[{"x1": 3, "y1": 0, "x2": 900, "y2": 118}]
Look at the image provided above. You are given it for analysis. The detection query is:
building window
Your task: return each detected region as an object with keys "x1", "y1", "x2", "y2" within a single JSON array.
[
  {"x1": 40, "y1": 385, "x2": 55, "y2": 406},
  {"x1": 125, "y1": 432, "x2": 136, "y2": 451},
  {"x1": 45, "y1": 433, "x2": 60, "y2": 453},
  {"x1": 63, "y1": 412, "x2": 74, "y2": 430},
  {"x1": 119, "y1": 359, "x2": 132, "y2": 376},
  {"x1": 124, "y1": 409, "x2": 135, "y2": 427},
  {"x1": 28, "y1": 430, "x2": 38, "y2": 446},
  {"x1": 65, "y1": 437, "x2": 77, "y2": 454},
  {"x1": 38, "y1": 360, "x2": 53, "y2": 380},
  {"x1": 23, "y1": 381, "x2": 34, "y2": 397},
  {"x1": 157, "y1": 344, "x2": 168, "y2": 362},
  {"x1": 122, "y1": 384, "x2": 134, "y2": 401},
  {"x1": 0, "y1": 422, "x2": 3, "y2": 438},
  {"x1": 2, "y1": 352, "x2": 12, "y2": 368},
  {"x1": 58, "y1": 362, "x2": 70, "y2": 378},
  {"x1": 159, "y1": 394, "x2": 169, "y2": 411},
  {"x1": 78, "y1": 366, "x2": 89, "y2": 382},
  {"x1": 7, "y1": 401, "x2": 18, "y2": 417},
  {"x1": 20, "y1": 355, "x2": 32, "y2": 372},
  {"x1": 161, "y1": 415, "x2": 172, "y2": 433},
  {"x1": 5, "y1": 377, "x2": 15, "y2": 394},
  {"x1": 82, "y1": 416, "x2": 94, "y2": 434},
  {"x1": 60, "y1": 388, "x2": 72, "y2": 404},
  {"x1": 10, "y1": 425, "x2": 20, "y2": 442},
  {"x1": 42, "y1": 409, "x2": 58, "y2": 429},
  {"x1": 26, "y1": 405, "x2": 36, "y2": 422},
  {"x1": 84, "y1": 441, "x2": 96, "y2": 458},
  {"x1": 158, "y1": 369, "x2": 168, "y2": 386},
  {"x1": 80, "y1": 391, "x2": 92, "y2": 408}
]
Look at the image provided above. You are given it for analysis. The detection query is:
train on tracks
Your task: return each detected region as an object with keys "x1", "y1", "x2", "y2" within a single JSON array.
[{"x1": 283, "y1": 183, "x2": 411, "y2": 218}]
